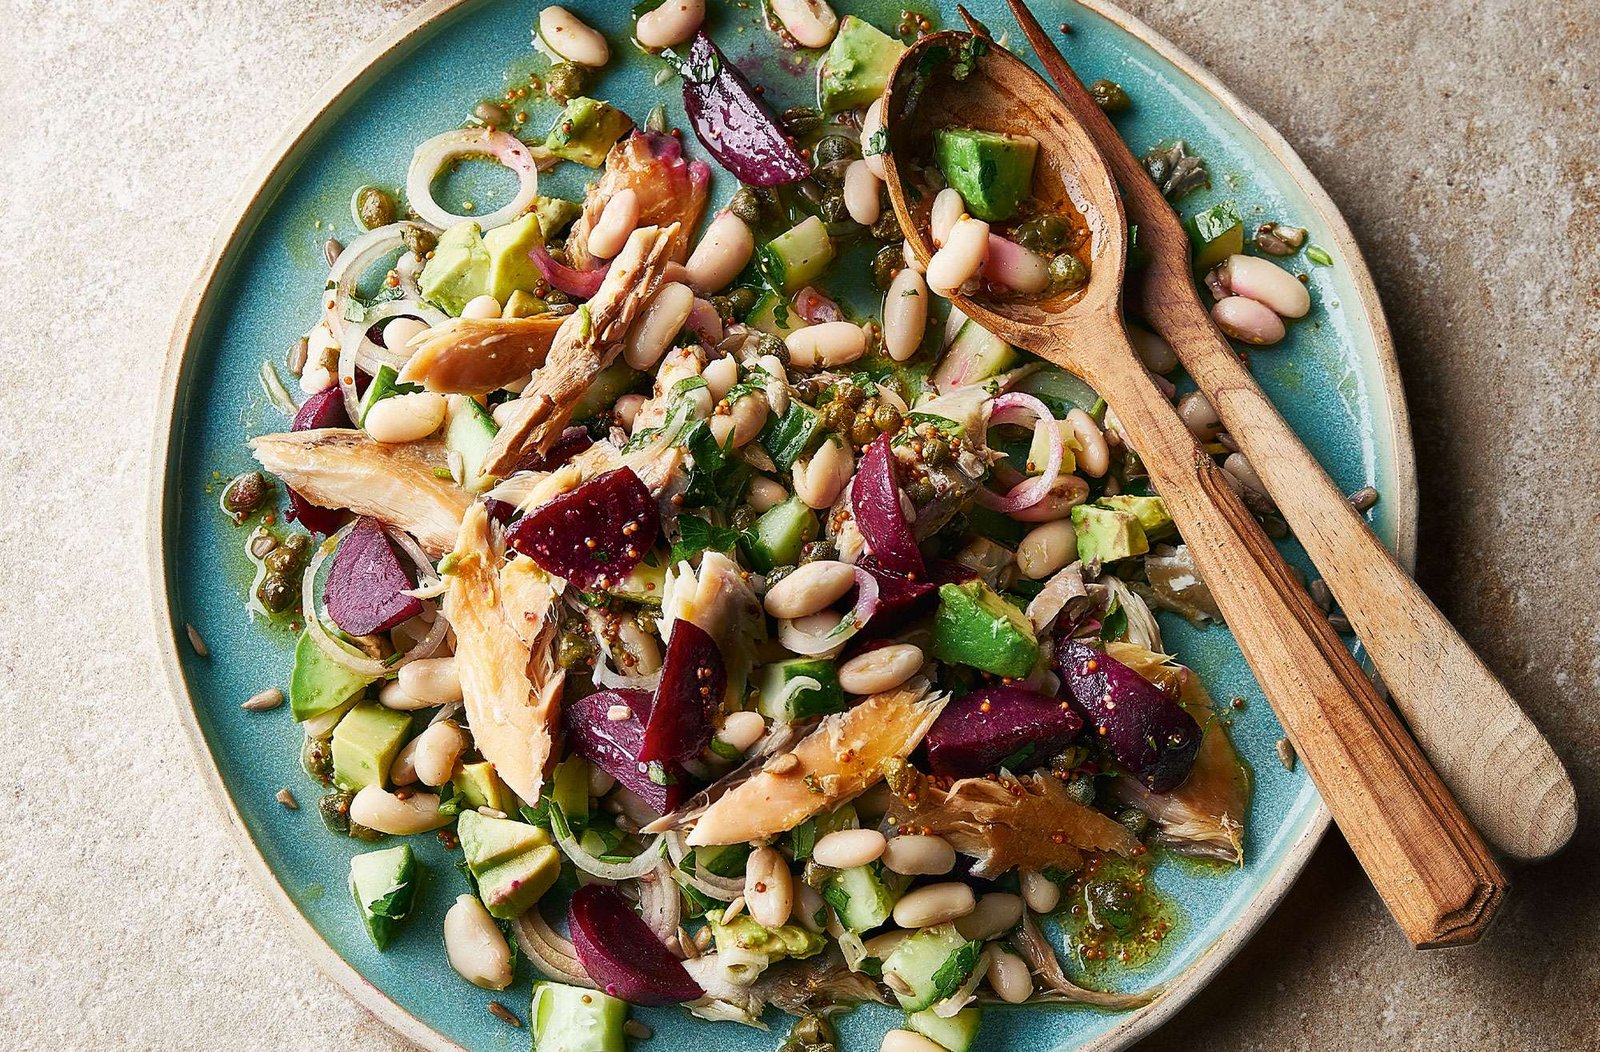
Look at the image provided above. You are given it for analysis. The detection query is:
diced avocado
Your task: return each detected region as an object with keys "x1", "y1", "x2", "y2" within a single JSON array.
[
  {"x1": 818, "y1": 15, "x2": 907, "y2": 113},
  {"x1": 331, "y1": 702, "x2": 413, "y2": 791},
  {"x1": 289, "y1": 629, "x2": 375, "y2": 722},
  {"x1": 930, "y1": 581, "x2": 1040, "y2": 679},
  {"x1": 419, "y1": 220, "x2": 490, "y2": 315},
  {"x1": 550, "y1": 755, "x2": 590, "y2": 827},
  {"x1": 742, "y1": 496, "x2": 819, "y2": 572},
  {"x1": 931, "y1": 319, "x2": 1018, "y2": 393},
  {"x1": 882, "y1": 924, "x2": 983, "y2": 1012},
  {"x1": 444, "y1": 395, "x2": 499, "y2": 492},
  {"x1": 357, "y1": 364, "x2": 421, "y2": 425},
  {"x1": 708, "y1": 907, "x2": 826, "y2": 962},
  {"x1": 502, "y1": 288, "x2": 547, "y2": 318},
  {"x1": 452, "y1": 760, "x2": 513, "y2": 814},
  {"x1": 759, "y1": 216, "x2": 836, "y2": 294},
  {"x1": 349, "y1": 844, "x2": 419, "y2": 951},
  {"x1": 1070, "y1": 504, "x2": 1149, "y2": 565},
  {"x1": 745, "y1": 288, "x2": 808, "y2": 338},
  {"x1": 757, "y1": 400, "x2": 824, "y2": 471},
  {"x1": 1026, "y1": 417, "x2": 1077, "y2": 476},
  {"x1": 572, "y1": 360, "x2": 646, "y2": 421},
  {"x1": 694, "y1": 842, "x2": 750, "y2": 878},
  {"x1": 933, "y1": 128, "x2": 1038, "y2": 222},
  {"x1": 607, "y1": 549, "x2": 666, "y2": 605},
  {"x1": 1186, "y1": 201, "x2": 1244, "y2": 271},
  {"x1": 757, "y1": 657, "x2": 845, "y2": 721},
  {"x1": 1097, "y1": 494, "x2": 1174, "y2": 540},
  {"x1": 907, "y1": 1005, "x2": 983, "y2": 1052},
  {"x1": 482, "y1": 211, "x2": 545, "y2": 304},
  {"x1": 531, "y1": 981, "x2": 628, "y2": 1052},
  {"x1": 458, "y1": 810, "x2": 552, "y2": 871},
  {"x1": 532, "y1": 195, "x2": 583, "y2": 240},
  {"x1": 477, "y1": 843, "x2": 562, "y2": 919},
  {"x1": 544, "y1": 97, "x2": 635, "y2": 168},
  {"x1": 824, "y1": 864, "x2": 899, "y2": 933}
]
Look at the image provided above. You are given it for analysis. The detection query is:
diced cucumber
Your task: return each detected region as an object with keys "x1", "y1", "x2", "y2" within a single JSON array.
[
  {"x1": 572, "y1": 360, "x2": 645, "y2": 422},
  {"x1": 1010, "y1": 365, "x2": 1100, "y2": 417},
  {"x1": 331, "y1": 702, "x2": 413, "y2": 791},
  {"x1": 349, "y1": 844, "x2": 418, "y2": 950},
  {"x1": 356, "y1": 364, "x2": 420, "y2": 425},
  {"x1": 823, "y1": 864, "x2": 898, "y2": 933},
  {"x1": 757, "y1": 657, "x2": 845, "y2": 721},
  {"x1": 931, "y1": 319, "x2": 1018, "y2": 393},
  {"x1": 531, "y1": 980, "x2": 628, "y2": 1052},
  {"x1": 1186, "y1": 201, "x2": 1244, "y2": 271},
  {"x1": 746, "y1": 289, "x2": 808, "y2": 338},
  {"x1": 444, "y1": 395, "x2": 499, "y2": 492},
  {"x1": 964, "y1": 505, "x2": 1025, "y2": 548},
  {"x1": 289, "y1": 628, "x2": 375, "y2": 722},
  {"x1": 695, "y1": 842, "x2": 751, "y2": 879},
  {"x1": 607, "y1": 549, "x2": 666, "y2": 605},
  {"x1": 907, "y1": 1005, "x2": 983, "y2": 1052},
  {"x1": 757, "y1": 399, "x2": 824, "y2": 471},
  {"x1": 881, "y1": 924, "x2": 982, "y2": 1011},
  {"x1": 760, "y1": 216, "x2": 836, "y2": 293},
  {"x1": 742, "y1": 497, "x2": 819, "y2": 571}
]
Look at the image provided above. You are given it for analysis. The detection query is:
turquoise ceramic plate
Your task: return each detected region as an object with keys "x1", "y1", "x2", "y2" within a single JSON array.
[{"x1": 151, "y1": 1, "x2": 1414, "y2": 1048}]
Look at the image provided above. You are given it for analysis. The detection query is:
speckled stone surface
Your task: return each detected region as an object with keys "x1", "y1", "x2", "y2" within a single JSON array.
[{"x1": 1, "y1": 0, "x2": 1594, "y2": 1048}]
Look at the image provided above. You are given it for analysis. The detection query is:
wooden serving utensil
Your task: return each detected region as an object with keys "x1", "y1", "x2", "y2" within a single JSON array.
[
  {"x1": 880, "y1": 24, "x2": 1508, "y2": 947},
  {"x1": 1004, "y1": 0, "x2": 1576, "y2": 863}
]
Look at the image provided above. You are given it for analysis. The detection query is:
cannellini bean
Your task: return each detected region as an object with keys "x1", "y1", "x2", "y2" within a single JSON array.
[
  {"x1": 390, "y1": 737, "x2": 421, "y2": 785},
  {"x1": 786, "y1": 321, "x2": 868, "y2": 368},
  {"x1": 700, "y1": 356, "x2": 737, "y2": 402},
  {"x1": 444, "y1": 895, "x2": 514, "y2": 990},
  {"x1": 1177, "y1": 390, "x2": 1221, "y2": 441},
  {"x1": 299, "y1": 364, "x2": 335, "y2": 394},
  {"x1": 892, "y1": 882, "x2": 976, "y2": 929},
  {"x1": 349, "y1": 785, "x2": 452, "y2": 835},
  {"x1": 1010, "y1": 474, "x2": 1091, "y2": 522},
  {"x1": 398, "y1": 657, "x2": 463, "y2": 706},
  {"x1": 460, "y1": 294, "x2": 502, "y2": 320},
  {"x1": 954, "y1": 892, "x2": 1023, "y2": 941},
  {"x1": 539, "y1": 6, "x2": 609, "y2": 66},
  {"x1": 985, "y1": 946, "x2": 1033, "y2": 1003},
  {"x1": 378, "y1": 680, "x2": 435, "y2": 711},
  {"x1": 770, "y1": 0, "x2": 839, "y2": 48},
  {"x1": 1224, "y1": 253, "x2": 1310, "y2": 318},
  {"x1": 863, "y1": 928, "x2": 914, "y2": 961},
  {"x1": 901, "y1": 238, "x2": 925, "y2": 275},
  {"x1": 634, "y1": 0, "x2": 704, "y2": 49},
  {"x1": 1128, "y1": 326, "x2": 1177, "y2": 374},
  {"x1": 983, "y1": 235, "x2": 1051, "y2": 294},
  {"x1": 930, "y1": 188, "x2": 965, "y2": 248},
  {"x1": 615, "y1": 619, "x2": 663, "y2": 676},
  {"x1": 588, "y1": 765, "x2": 617, "y2": 797},
  {"x1": 843, "y1": 160, "x2": 882, "y2": 226},
  {"x1": 795, "y1": 881, "x2": 828, "y2": 932},
  {"x1": 838, "y1": 643, "x2": 923, "y2": 695},
  {"x1": 383, "y1": 316, "x2": 430, "y2": 354},
  {"x1": 765, "y1": 560, "x2": 856, "y2": 618},
  {"x1": 1021, "y1": 869, "x2": 1062, "y2": 914},
  {"x1": 586, "y1": 188, "x2": 640, "y2": 260},
  {"x1": 860, "y1": 99, "x2": 887, "y2": 179},
  {"x1": 813, "y1": 828, "x2": 887, "y2": 869},
  {"x1": 685, "y1": 211, "x2": 755, "y2": 293},
  {"x1": 882, "y1": 834, "x2": 956, "y2": 876},
  {"x1": 710, "y1": 389, "x2": 770, "y2": 447},
  {"x1": 1017, "y1": 519, "x2": 1078, "y2": 579},
  {"x1": 747, "y1": 476, "x2": 789, "y2": 513},
  {"x1": 1065, "y1": 408, "x2": 1109, "y2": 477},
  {"x1": 364, "y1": 392, "x2": 447, "y2": 443},
  {"x1": 614, "y1": 392, "x2": 647, "y2": 432},
  {"x1": 745, "y1": 846, "x2": 794, "y2": 928},
  {"x1": 1223, "y1": 452, "x2": 1274, "y2": 508},
  {"x1": 882, "y1": 1031, "x2": 944, "y2": 1052},
  {"x1": 793, "y1": 438, "x2": 853, "y2": 508},
  {"x1": 925, "y1": 217, "x2": 990, "y2": 296},
  {"x1": 717, "y1": 710, "x2": 767, "y2": 753},
  {"x1": 882, "y1": 267, "x2": 928, "y2": 362},
  {"x1": 412, "y1": 720, "x2": 467, "y2": 787},
  {"x1": 625, "y1": 281, "x2": 695, "y2": 369},
  {"x1": 1212, "y1": 295, "x2": 1286, "y2": 345}
]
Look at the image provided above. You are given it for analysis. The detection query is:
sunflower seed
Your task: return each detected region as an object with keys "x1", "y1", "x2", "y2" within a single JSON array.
[
  {"x1": 624, "y1": 1020, "x2": 653, "y2": 1040},
  {"x1": 722, "y1": 896, "x2": 747, "y2": 923},
  {"x1": 242, "y1": 688, "x2": 284, "y2": 712},
  {"x1": 1348, "y1": 486, "x2": 1379, "y2": 513},
  {"x1": 185, "y1": 624, "x2": 209, "y2": 657},
  {"x1": 276, "y1": 788, "x2": 299, "y2": 809},
  {"x1": 1276, "y1": 738, "x2": 1297, "y2": 771},
  {"x1": 1309, "y1": 579, "x2": 1332, "y2": 611},
  {"x1": 487, "y1": 1002, "x2": 522, "y2": 1027}
]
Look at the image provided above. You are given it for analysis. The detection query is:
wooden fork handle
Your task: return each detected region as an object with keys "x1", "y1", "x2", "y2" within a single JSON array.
[{"x1": 1081, "y1": 342, "x2": 1508, "y2": 947}]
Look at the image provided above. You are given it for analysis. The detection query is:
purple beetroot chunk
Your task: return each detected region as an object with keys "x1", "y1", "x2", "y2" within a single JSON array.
[
  {"x1": 514, "y1": 425, "x2": 593, "y2": 473},
  {"x1": 285, "y1": 386, "x2": 352, "y2": 535},
  {"x1": 505, "y1": 467, "x2": 659, "y2": 589},
  {"x1": 638, "y1": 620, "x2": 725, "y2": 764},
  {"x1": 677, "y1": 31, "x2": 810, "y2": 186},
  {"x1": 323, "y1": 517, "x2": 422, "y2": 635},
  {"x1": 852, "y1": 434, "x2": 926, "y2": 578},
  {"x1": 568, "y1": 884, "x2": 705, "y2": 1005},
  {"x1": 564, "y1": 689, "x2": 689, "y2": 815},
  {"x1": 924, "y1": 686, "x2": 1084, "y2": 778},
  {"x1": 1057, "y1": 640, "x2": 1202, "y2": 792}
]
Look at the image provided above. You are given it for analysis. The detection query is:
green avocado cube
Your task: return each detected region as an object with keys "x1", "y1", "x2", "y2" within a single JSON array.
[
  {"x1": 930, "y1": 581, "x2": 1040, "y2": 679},
  {"x1": 458, "y1": 810, "x2": 552, "y2": 871},
  {"x1": 451, "y1": 761, "x2": 513, "y2": 814},
  {"x1": 418, "y1": 221, "x2": 490, "y2": 315},
  {"x1": 1070, "y1": 504, "x2": 1150, "y2": 565},
  {"x1": 331, "y1": 702, "x2": 413, "y2": 791},
  {"x1": 544, "y1": 97, "x2": 635, "y2": 168},
  {"x1": 1097, "y1": 494, "x2": 1174, "y2": 540},
  {"x1": 482, "y1": 211, "x2": 545, "y2": 305},
  {"x1": 818, "y1": 16, "x2": 907, "y2": 113},
  {"x1": 289, "y1": 628, "x2": 375, "y2": 722},
  {"x1": 933, "y1": 127, "x2": 1038, "y2": 222},
  {"x1": 349, "y1": 844, "x2": 419, "y2": 950},
  {"x1": 477, "y1": 844, "x2": 562, "y2": 919}
]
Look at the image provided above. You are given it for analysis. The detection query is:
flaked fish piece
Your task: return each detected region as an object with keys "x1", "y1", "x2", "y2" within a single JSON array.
[
  {"x1": 445, "y1": 503, "x2": 566, "y2": 806},
  {"x1": 397, "y1": 315, "x2": 565, "y2": 395},
  {"x1": 483, "y1": 223, "x2": 679, "y2": 475},
  {"x1": 687, "y1": 683, "x2": 946, "y2": 846},
  {"x1": 566, "y1": 132, "x2": 710, "y2": 270},
  {"x1": 249, "y1": 428, "x2": 468, "y2": 556}
]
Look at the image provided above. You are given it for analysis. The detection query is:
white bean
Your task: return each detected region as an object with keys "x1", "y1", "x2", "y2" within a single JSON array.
[
  {"x1": 812, "y1": 828, "x2": 887, "y2": 869},
  {"x1": 1224, "y1": 253, "x2": 1310, "y2": 318},
  {"x1": 861, "y1": 99, "x2": 887, "y2": 179},
  {"x1": 931, "y1": 188, "x2": 967, "y2": 248},
  {"x1": 745, "y1": 846, "x2": 794, "y2": 928},
  {"x1": 378, "y1": 680, "x2": 435, "y2": 711},
  {"x1": 538, "y1": 6, "x2": 609, "y2": 67},
  {"x1": 882, "y1": 834, "x2": 956, "y2": 876},
  {"x1": 882, "y1": 1031, "x2": 944, "y2": 1052},
  {"x1": 702, "y1": 355, "x2": 739, "y2": 401},
  {"x1": 747, "y1": 476, "x2": 789, "y2": 513},
  {"x1": 364, "y1": 392, "x2": 446, "y2": 443},
  {"x1": 765, "y1": 560, "x2": 857, "y2": 618},
  {"x1": 444, "y1": 895, "x2": 514, "y2": 990},
  {"x1": 390, "y1": 737, "x2": 421, "y2": 786},
  {"x1": 383, "y1": 316, "x2": 430, "y2": 354},
  {"x1": 1021, "y1": 869, "x2": 1062, "y2": 914},
  {"x1": 685, "y1": 211, "x2": 755, "y2": 293},
  {"x1": 925, "y1": 217, "x2": 990, "y2": 296},
  {"x1": 954, "y1": 892, "x2": 1023, "y2": 941},
  {"x1": 710, "y1": 389, "x2": 770, "y2": 447},
  {"x1": 634, "y1": 0, "x2": 704, "y2": 49},
  {"x1": 1017, "y1": 520, "x2": 1078, "y2": 580},
  {"x1": 882, "y1": 266, "x2": 928, "y2": 363},
  {"x1": 1128, "y1": 325, "x2": 1177, "y2": 374},
  {"x1": 1065, "y1": 408, "x2": 1109, "y2": 477},
  {"x1": 625, "y1": 281, "x2": 695, "y2": 370},
  {"x1": 717, "y1": 710, "x2": 767, "y2": 754},
  {"x1": 1177, "y1": 390, "x2": 1221, "y2": 441},
  {"x1": 586, "y1": 188, "x2": 640, "y2": 260},
  {"x1": 299, "y1": 364, "x2": 335, "y2": 395},
  {"x1": 348, "y1": 785, "x2": 452, "y2": 835},
  {"x1": 985, "y1": 946, "x2": 1033, "y2": 1003},
  {"x1": 412, "y1": 720, "x2": 467, "y2": 787},
  {"x1": 770, "y1": 0, "x2": 838, "y2": 48},
  {"x1": 786, "y1": 321, "x2": 868, "y2": 368},
  {"x1": 793, "y1": 438, "x2": 853, "y2": 509},
  {"x1": 843, "y1": 159, "x2": 882, "y2": 226},
  {"x1": 588, "y1": 765, "x2": 617, "y2": 797},
  {"x1": 901, "y1": 238, "x2": 925, "y2": 275},
  {"x1": 892, "y1": 882, "x2": 976, "y2": 929},
  {"x1": 1223, "y1": 452, "x2": 1273, "y2": 506},
  {"x1": 615, "y1": 392, "x2": 646, "y2": 432},
  {"x1": 983, "y1": 234, "x2": 1052, "y2": 294},
  {"x1": 1212, "y1": 295, "x2": 1286, "y2": 345},
  {"x1": 838, "y1": 643, "x2": 924, "y2": 695},
  {"x1": 460, "y1": 294, "x2": 502, "y2": 320},
  {"x1": 398, "y1": 657, "x2": 463, "y2": 706}
]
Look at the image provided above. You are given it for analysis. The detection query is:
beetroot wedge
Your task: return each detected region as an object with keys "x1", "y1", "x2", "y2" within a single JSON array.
[
  {"x1": 506, "y1": 467, "x2": 659, "y2": 589},
  {"x1": 284, "y1": 386, "x2": 353, "y2": 535},
  {"x1": 569, "y1": 884, "x2": 705, "y2": 1005},
  {"x1": 323, "y1": 517, "x2": 421, "y2": 635},
  {"x1": 1058, "y1": 640, "x2": 1202, "y2": 792},
  {"x1": 564, "y1": 689, "x2": 689, "y2": 815},
  {"x1": 853, "y1": 434, "x2": 925, "y2": 578},
  {"x1": 638, "y1": 620, "x2": 725, "y2": 764},
  {"x1": 514, "y1": 424, "x2": 594, "y2": 473},
  {"x1": 676, "y1": 32, "x2": 810, "y2": 186},
  {"x1": 924, "y1": 686, "x2": 1083, "y2": 778}
]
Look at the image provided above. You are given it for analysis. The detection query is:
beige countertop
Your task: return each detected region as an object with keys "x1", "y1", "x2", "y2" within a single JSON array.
[{"x1": 1, "y1": 0, "x2": 1594, "y2": 1047}]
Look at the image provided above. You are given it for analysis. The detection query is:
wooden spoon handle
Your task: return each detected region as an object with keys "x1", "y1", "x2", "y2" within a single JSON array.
[{"x1": 1080, "y1": 338, "x2": 1507, "y2": 947}]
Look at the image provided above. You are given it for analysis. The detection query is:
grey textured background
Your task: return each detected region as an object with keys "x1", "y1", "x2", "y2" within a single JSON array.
[{"x1": 1, "y1": 0, "x2": 1594, "y2": 1048}]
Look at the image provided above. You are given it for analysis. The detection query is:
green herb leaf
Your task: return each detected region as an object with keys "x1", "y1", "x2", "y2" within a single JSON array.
[
  {"x1": 1306, "y1": 245, "x2": 1334, "y2": 266},
  {"x1": 671, "y1": 514, "x2": 742, "y2": 564}
]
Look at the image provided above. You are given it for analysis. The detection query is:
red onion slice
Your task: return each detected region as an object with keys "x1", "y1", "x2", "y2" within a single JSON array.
[
  {"x1": 527, "y1": 242, "x2": 611, "y2": 299},
  {"x1": 976, "y1": 392, "x2": 1064, "y2": 513},
  {"x1": 777, "y1": 567, "x2": 881, "y2": 656},
  {"x1": 406, "y1": 127, "x2": 541, "y2": 230},
  {"x1": 794, "y1": 285, "x2": 845, "y2": 324}
]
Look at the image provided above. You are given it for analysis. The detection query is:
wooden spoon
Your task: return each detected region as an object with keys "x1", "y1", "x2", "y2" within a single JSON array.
[
  {"x1": 1004, "y1": 0, "x2": 1575, "y2": 862},
  {"x1": 880, "y1": 26, "x2": 1507, "y2": 947}
]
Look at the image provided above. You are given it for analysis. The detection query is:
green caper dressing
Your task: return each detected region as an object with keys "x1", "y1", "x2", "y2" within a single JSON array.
[{"x1": 1055, "y1": 854, "x2": 1182, "y2": 977}]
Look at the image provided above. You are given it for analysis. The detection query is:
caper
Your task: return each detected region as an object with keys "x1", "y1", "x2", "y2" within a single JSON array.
[
  {"x1": 401, "y1": 224, "x2": 437, "y2": 258},
  {"x1": 318, "y1": 790, "x2": 353, "y2": 836},
  {"x1": 765, "y1": 564, "x2": 798, "y2": 588},
  {"x1": 1115, "y1": 807, "x2": 1151, "y2": 838},
  {"x1": 731, "y1": 504, "x2": 756, "y2": 531},
  {"x1": 837, "y1": 383, "x2": 866, "y2": 410},
  {"x1": 280, "y1": 532, "x2": 312, "y2": 559},
  {"x1": 710, "y1": 294, "x2": 736, "y2": 322},
  {"x1": 872, "y1": 403, "x2": 903, "y2": 433},
  {"x1": 248, "y1": 530, "x2": 279, "y2": 561},
  {"x1": 870, "y1": 243, "x2": 903, "y2": 290},
  {"x1": 798, "y1": 539, "x2": 837, "y2": 564},
  {"x1": 728, "y1": 186, "x2": 764, "y2": 226},
  {"x1": 781, "y1": 105, "x2": 823, "y2": 138},
  {"x1": 818, "y1": 192, "x2": 850, "y2": 224},
  {"x1": 257, "y1": 572, "x2": 296, "y2": 612},
  {"x1": 1013, "y1": 214, "x2": 1071, "y2": 254},
  {"x1": 812, "y1": 158, "x2": 852, "y2": 189},
  {"x1": 222, "y1": 471, "x2": 268, "y2": 517},
  {"x1": 869, "y1": 209, "x2": 902, "y2": 241},
  {"x1": 1090, "y1": 79, "x2": 1132, "y2": 113},
  {"x1": 556, "y1": 631, "x2": 597, "y2": 670},
  {"x1": 302, "y1": 735, "x2": 333, "y2": 783},
  {"x1": 473, "y1": 99, "x2": 510, "y2": 127},
  {"x1": 786, "y1": 1014, "x2": 838, "y2": 1049},
  {"x1": 545, "y1": 62, "x2": 589, "y2": 101},
  {"x1": 813, "y1": 134, "x2": 858, "y2": 166},
  {"x1": 355, "y1": 185, "x2": 397, "y2": 230},
  {"x1": 820, "y1": 399, "x2": 852, "y2": 434},
  {"x1": 907, "y1": 480, "x2": 936, "y2": 507},
  {"x1": 1085, "y1": 877, "x2": 1138, "y2": 934},
  {"x1": 1049, "y1": 252, "x2": 1089, "y2": 292},
  {"x1": 921, "y1": 435, "x2": 949, "y2": 467},
  {"x1": 544, "y1": 288, "x2": 572, "y2": 306},
  {"x1": 727, "y1": 286, "x2": 760, "y2": 319},
  {"x1": 266, "y1": 534, "x2": 309, "y2": 574},
  {"x1": 753, "y1": 331, "x2": 787, "y2": 364},
  {"x1": 1064, "y1": 774, "x2": 1097, "y2": 807},
  {"x1": 850, "y1": 413, "x2": 879, "y2": 447}
]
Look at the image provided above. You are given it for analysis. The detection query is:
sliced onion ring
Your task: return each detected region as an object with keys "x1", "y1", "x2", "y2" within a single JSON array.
[
  {"x1": 638, "y1": 861, "x2": 682, "y2": 948},
  {"x1": 664, "y1": 832, "x2": 743, "y2": 902},
  {"x1": 302, "y1": 522, "x2": 447, "y2": 677},
  {"x1": 336, "y1": 299, "x2": 448, "y2": 422},
  {"x1": 326, "y1": 221, "x2": 437, "y2": 327},
  {"x1": 976, "y1": 392, "x2": 1063, "y2": 514},
  {"x1": 777, "y1": 568, "x2": 881, "y2": 656},
  {"x1": 528, "y1": 241, "x2": 611, "y2": 298},
  {"x1": 549, "y1": 802, "x2": 666, "y2": 880},
  {"x1": 406, "y1": 128, "x2": 540, "y2": 230},
  {"x1": 513, "y1": 907, "x2": 594, "y2": 986}
]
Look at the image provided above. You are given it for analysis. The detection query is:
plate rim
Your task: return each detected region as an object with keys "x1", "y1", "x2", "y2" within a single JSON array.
[{"x1": 145, "y1": 0, "x2": 1418, "y2": 1048}]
